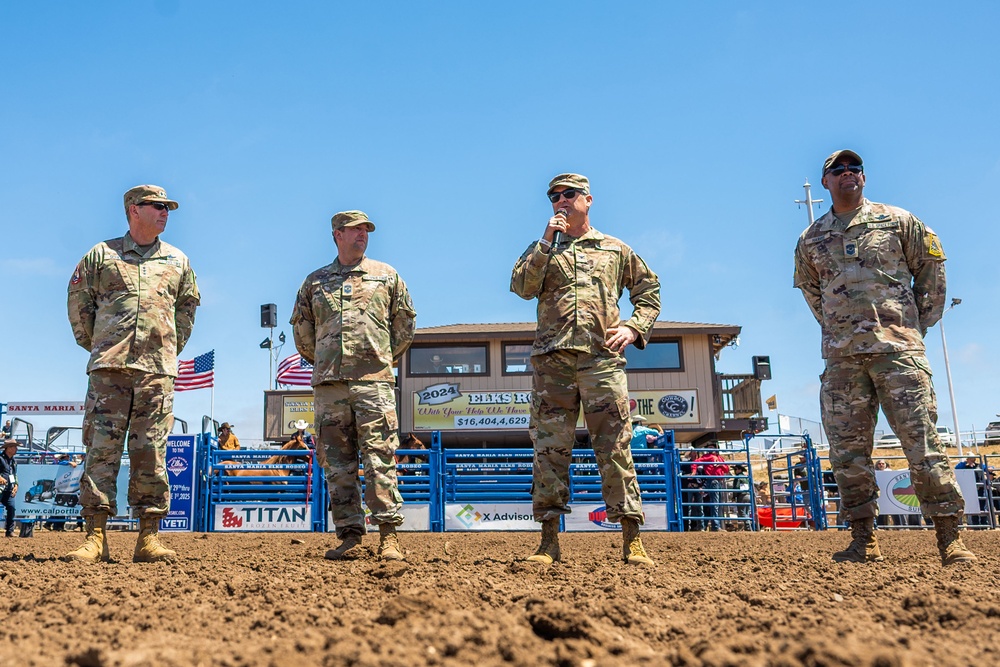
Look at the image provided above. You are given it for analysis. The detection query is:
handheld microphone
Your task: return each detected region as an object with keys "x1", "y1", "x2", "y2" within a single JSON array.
[{"x1": 553, "y1": 208, "x2": 568, "y2": 247}]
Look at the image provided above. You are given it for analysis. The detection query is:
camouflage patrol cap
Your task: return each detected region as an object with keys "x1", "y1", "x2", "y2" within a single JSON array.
[
  {"x1": 124, "y1": 184, "x2": 178, "y2": 211},
  {"x1": 546, "y1": 173, "x2": 590, "y2": 195},
  {"x1": 822, "y1": 150, "x2": 863, "y2": 174},
  {"x1": 331, "y1": 210, "x2": 376, "y2": 232}
]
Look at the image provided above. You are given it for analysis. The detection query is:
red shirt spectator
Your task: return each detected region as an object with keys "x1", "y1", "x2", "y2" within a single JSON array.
[{"x1": 695, "y1": 452, "x2": 730, "y2": 477}]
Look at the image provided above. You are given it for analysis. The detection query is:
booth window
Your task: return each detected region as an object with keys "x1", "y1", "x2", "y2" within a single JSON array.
[
  {"x1": 408, "y1": 345, "x2": 489, "y2": 376},
  {"x1": 502, "y1": 343, "x2": 533, "y2": 375},
  {"x1": 625, "y1": 340, "x2": 683, "y2": 371}
]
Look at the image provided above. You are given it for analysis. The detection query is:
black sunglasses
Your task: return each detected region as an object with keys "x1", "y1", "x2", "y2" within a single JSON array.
[
  {"x1": 138, "y1": 202, "x2": 170, "y2": 211},
  {"x1": 547, "y1": 188, "x2": 584, "y2": 203},
  {"x1": 826, "y1": 164, "x2": 863, "y2": 177}
]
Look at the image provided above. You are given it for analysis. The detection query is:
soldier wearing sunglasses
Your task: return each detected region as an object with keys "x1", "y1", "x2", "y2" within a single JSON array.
[
  {"x1": 65, "y1": 184, "x2": 200, "y2": 565},
  {"x1": 511, "y1": 173, "x2": 660, "y2": 566},
  {"x1": 793, "y1": 150, "x2": 974, "y2": 566}
]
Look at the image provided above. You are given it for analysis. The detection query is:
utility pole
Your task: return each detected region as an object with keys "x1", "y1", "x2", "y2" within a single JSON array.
[{"x1": 794, "y1": 180, "x2": 824, "y2": 225}]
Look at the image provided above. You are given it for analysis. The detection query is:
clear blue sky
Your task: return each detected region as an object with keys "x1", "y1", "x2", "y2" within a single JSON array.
[{"x1": 2, "y1": 2, "x2": 998, "y2": 443}]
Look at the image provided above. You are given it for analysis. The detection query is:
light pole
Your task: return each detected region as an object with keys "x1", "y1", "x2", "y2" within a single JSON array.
[{"x1": 939, "y1": 298, "x2": 962, "y2": 456}]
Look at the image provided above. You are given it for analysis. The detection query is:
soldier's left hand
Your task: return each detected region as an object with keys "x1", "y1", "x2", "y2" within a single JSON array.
[{"x1": 605, "y1": 325, "x2": 638, "y2": 353}]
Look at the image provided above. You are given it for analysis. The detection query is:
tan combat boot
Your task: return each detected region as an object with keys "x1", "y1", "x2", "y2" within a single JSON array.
[
  {"x1": 133, "y1": 516, "x2": 177, "y2": 563},
  {"x1": 832, "y1": 516, "x2": 884, "y2": 563},
  {"x1": 932, "y1": 515, "x2": 977, "y2": 566},
  {"x1": 62, "y1": 513, "x2": 111, "y2": 563},
  {"x1": 377, "y1": 524, "x2": 404, "y2": 561},
  {"x1": 325, "y1": 528, "x2": 363, "y2": 560},
  {"x1": 622, "y1": 517, "x2": 654, "y2": 566},
  {"x1": 526, "y1": 519, "x2": 560, "y2": 564}
]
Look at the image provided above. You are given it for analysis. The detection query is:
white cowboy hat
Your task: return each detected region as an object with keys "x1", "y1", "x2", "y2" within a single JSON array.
[
  {"x1": 631, "y1": 414, "x2": 646, "y2": 423},
  {"x1": 293, "y1": 419, "x2": 309, "y2": 430}
]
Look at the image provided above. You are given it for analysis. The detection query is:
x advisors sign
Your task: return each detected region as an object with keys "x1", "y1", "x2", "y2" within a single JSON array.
[{"x1": 412, "y1": 384, "x2": 700, "y2": 430}]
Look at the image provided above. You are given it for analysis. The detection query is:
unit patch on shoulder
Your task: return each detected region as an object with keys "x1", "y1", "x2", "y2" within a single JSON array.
[
  {"x1": 70, "y1": 266, "x2": 82, "y2": 285},
  {"x1": 925, "y1": 233, "x2": 945, "y2": 258}
]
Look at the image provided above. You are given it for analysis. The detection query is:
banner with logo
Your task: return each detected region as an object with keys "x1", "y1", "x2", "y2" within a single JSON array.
[
  {"x1": 444, "y1": 502, "x2": 537, "y2": 531},
  {"x1": 6, "y1": 402, "x2": 86, "y2": 415},
  {"x1": 16, "y1": 462, "x2": 128, "y2": 521},
  {"x1": 214, "y1": 504, "x2": 312, "y2": 531},
  {"x1": 280, "y1": 394, "x2": 316, "y2": 437},
  {"x1": 876, "y1": 469, "x2": 981, "y2": 515},
  {"x1": 327, "y1": 502, "x2": 431, "y2": 532},
  {"x1": 564, "y1": 503, "x2": 668, "y2": 531},
  {"x1": 413, "y1": 384, "x2": 586, "y2": 431},
  {"x1": 628, "y1": 390, "x2": 700, "y2": 426},
  {"x1": 162, "y1": 435, "x2": 196, "y2": 531}
]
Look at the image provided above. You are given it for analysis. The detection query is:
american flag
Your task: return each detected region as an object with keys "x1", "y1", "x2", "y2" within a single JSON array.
[
  {"x1": 276, "y1": 353, "x2": 313, "y2": 386},
  {"x1": 176, "y1": 350, "x2": 215, "y2": 391}
]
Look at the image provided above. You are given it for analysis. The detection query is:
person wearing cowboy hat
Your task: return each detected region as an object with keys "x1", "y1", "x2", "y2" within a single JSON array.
[
  {"x1": 629, "y1": 415, "x2": 659, "y2": 451},
  {"x1": 1, "y1": 440, "x2": 20, "y2": 537},
  {"x1": 292, "y1": 420, "x2": 315, "y2": 448},
  {"x1": 217, "y1": 423, "x2": 241, "y2": 451}
]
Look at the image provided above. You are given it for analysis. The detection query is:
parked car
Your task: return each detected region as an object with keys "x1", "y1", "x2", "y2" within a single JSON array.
[
  {"x1": 936, "y1": 426, "x2": 956, "y2": 446},
  {"x1": 876, "y1": 433, "x2": 900, "y2": 448},
  {"x1": 985, "y1": 421, "x2": 1000, "y2": 446}
]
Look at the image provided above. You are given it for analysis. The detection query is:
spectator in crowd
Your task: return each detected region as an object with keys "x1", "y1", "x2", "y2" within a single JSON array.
[
  {"x1": 217, "y1": 423, "x2": 240, "y2": 450},
  {"x1": 291, "y1": 210, "x2": 416, "y2": 562},
  {"x1": 429, "y1": 354, "x2": 447, "y2": 373},
  {"x1": 695, "y1": 446, "x2": 730, "y2": 532},
  {"x1": 629, "y1": 415, "x2": 659, "y2": 450},
  {"x1": 511, "y1": 172, "x2": 660, "y2": 566},
  {"x1": 0, "y1": 420, "x2": 11, "y2": 438},
  {"x1": 682, "y1": 448, "x2": 705, "y2": 531},
  {"x1": 1, "y1": 440, "x2": 19, "y2": 537},
  {"x1": 730, "y1": 463, "x2": 752, "y2": 528}
]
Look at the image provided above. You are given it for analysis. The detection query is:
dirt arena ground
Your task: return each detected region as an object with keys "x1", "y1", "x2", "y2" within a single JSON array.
[{"x1": 2, "y1": 529, "x2": 999, "y2": 667}]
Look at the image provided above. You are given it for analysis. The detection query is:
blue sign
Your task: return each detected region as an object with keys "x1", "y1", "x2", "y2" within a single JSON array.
[{"x1": 163, "y1": 434, "x2": 196, "y2": 531}]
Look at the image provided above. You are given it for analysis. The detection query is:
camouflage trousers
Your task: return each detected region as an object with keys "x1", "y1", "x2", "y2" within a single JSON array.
[
  {"x1": 314, "y1": 381, "x2": 403, "y2": 538},
  {"x1": 529, "y1": 350, "x2": 643, "y2": 524},
  {"x1": 80, "y1": 369, "x2": 174, "y2": 518},
  {"x1": 821, "y1": 351, "x2": 964, "y2": 520}
]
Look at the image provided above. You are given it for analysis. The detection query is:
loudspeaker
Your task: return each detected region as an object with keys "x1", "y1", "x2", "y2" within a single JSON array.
[
  {"x1": 752, "y1": 355, "x2": 771, "y2": 381},
  {"x1": 260, "y1": 303, "x2": 277, "y2": 328}
]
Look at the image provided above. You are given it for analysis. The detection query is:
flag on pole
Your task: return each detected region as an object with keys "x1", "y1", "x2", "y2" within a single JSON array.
[
  {"x1": 176, "y1": 350, "x2": 215, "y2": 391},
  {"x1": 277, "y1": 353, "x2": 314, "y2": 386},
  {"x1": 765, "y1": 394, "x2": 777, "y2": 411}
]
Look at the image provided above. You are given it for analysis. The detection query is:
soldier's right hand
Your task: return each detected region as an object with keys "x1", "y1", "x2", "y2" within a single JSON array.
[{"x1": 544, "y1": 211, "x2": 568, "y2": 244}]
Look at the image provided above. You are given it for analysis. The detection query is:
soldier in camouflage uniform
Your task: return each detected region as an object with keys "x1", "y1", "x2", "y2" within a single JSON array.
[
  {"x1": 291, "y1": 210, "x2": 416, "y2": 562},
  {"x1": 65, "y1": 185, "x2": 200, "y2": 564},
  {"x1": 794, "y1": 150, "x2": 975, "y2": 566},
  {"x1": 511, "y1": 173, "x2": 660, "y2": 566}
]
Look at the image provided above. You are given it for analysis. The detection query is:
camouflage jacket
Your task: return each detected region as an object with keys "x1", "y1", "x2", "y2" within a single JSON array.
[
  {"x1": 67, "y1": 232, "x2": 200, "y2": 376},
  {"x1": 793, "y1": 199, "x2": 946, "y2": 359},
  {"x1": 291, "y1": 256, "x2": 416, "y2": 384},
  {"x1": 511, "y1": 227, "x2": 660, "y2": 357}
]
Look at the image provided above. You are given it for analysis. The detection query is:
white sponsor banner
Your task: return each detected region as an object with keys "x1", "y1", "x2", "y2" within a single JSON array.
[
  {"x1": 444, "y1": 502, "x2": 538, "y2": 531},
  {"x1": 17, "y1": 463, "x2": 129, "y2": 520},
  {"x1": 7, "y1": 401, "x2": 86, "y2": 415},
  {"x1": 328, "y1": 503, "x2": 432, "y2": 532},
  {"x1": 876, "y1": 469, "x2": 981, "y2": 515},
  {"x1": 214, "y1": 504, "x2": 311, "y2": 531},
  {"x1": 564, "y1": 503, "x2": 668, "y2": 531}
]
